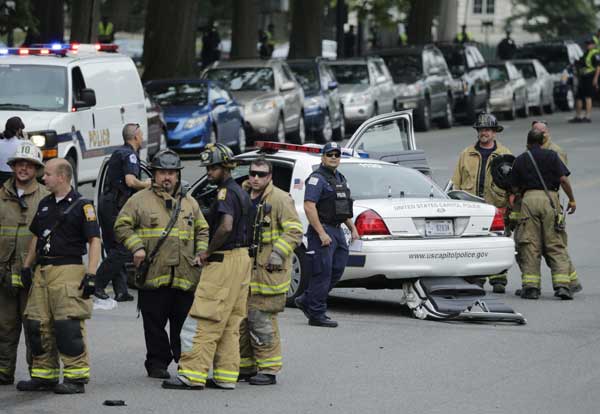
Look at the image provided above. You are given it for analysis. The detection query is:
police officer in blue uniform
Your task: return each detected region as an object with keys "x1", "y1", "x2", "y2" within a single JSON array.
[
  {"x1": 95, "y1": 124, "x2": 150, "y2": 301},
  {"x1": 295, "y1": 142, "x2": 359, "y2": 328}
]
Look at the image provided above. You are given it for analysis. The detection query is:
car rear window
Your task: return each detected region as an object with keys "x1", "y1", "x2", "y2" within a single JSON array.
[
  {"x1": 145, "y1": 82, "x2": 208, "y2": 106},
  {"x1": 205, "y1": 67, "x2": 275, "y2": 92},
  {"x1": 329, "y1": 64, "x2": 369, "y2": 85},
  {"x1": 288, "y1": 64, "x2": 320, "y2": 94},
  {"x1": 381, "y1": 54, "x2": 422, "y2": 83}
]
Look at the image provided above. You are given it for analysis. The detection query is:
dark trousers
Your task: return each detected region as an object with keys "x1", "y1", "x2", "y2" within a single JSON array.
[
  {"x1": 138, "y1": 287, "x2": 194, "y2": 371},
  {"x1": 300, "y1": 225, "x2": 349, "y2": 318},
  {"x1": 96, "y1": 195, "x2": 129, "y2": 295}
]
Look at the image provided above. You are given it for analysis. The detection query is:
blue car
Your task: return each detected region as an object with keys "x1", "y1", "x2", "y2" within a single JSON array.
[{"x1": 144, "y1": 79, "x2": 246, "y2": 154}]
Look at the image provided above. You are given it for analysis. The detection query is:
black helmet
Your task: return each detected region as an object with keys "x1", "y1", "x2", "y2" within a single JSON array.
[
  {"x1": 490, "y1": 154, "x2": 515, "y2": 191},
  {"x1": 150, "y1": 149, "x2": 183, "y2": 170},
  {"x1": 199, "y1": 143, "x2": 236, "y2": 169},
  {"x1": 473, "y1": 113, "x2": 503, "y2": 132}
]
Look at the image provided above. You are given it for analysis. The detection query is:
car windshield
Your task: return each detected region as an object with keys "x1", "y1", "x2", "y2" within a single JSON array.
[
  {"x1": 488, "y1": 65, "x2": 509, "y2": 82},
  {"x1": 515, "y1": 47, "x2": 568, "y2": 73},
  {"x1": 145, "y1": 82, "x2": 208, "y2": 106},
  {"x1": 288, "y1": 65, "x2": 320, "y2": 94},
  {"x1": 0, "y1": 65, "x2": 67, "y2": 111},
  {"x1": 382, "y1": 54, "x2": 422, "y2": 83},
  {"x1": 205, "y1": 67, "x2": 274, "y2": 91},
  {"x1": 329, "y1": 64, "x2": 369, "y2": 85},
  {"x1": 513, "y1": 63, "x2": 536, "y2": 79},
  {"x1": 331, "y1": 163, "x2": 445, "y2": 200},
  {"x1": 439, "y1": 48, "x2": 466, "y2": 75}
]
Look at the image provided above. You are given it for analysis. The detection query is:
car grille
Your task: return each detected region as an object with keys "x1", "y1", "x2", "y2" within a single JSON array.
[{"x1": 166, "y1": 121, "x2": 179, "y2": 131}]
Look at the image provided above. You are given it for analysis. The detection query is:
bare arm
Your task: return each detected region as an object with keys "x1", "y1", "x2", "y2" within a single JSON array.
[
  {"x1": 345, "y1": 218, "x2": 359, "y2": 241},
  {"x1": 304, "y1": 201, "x2": 331, "y2": 246},
  {"x1": 206, "y1": 214, "x2": 233, "y2": 255},
  {"x1": 560, "y1": 176, "x2": 576, "y2": 213},
  {"x1": 87, "y1": 237, "x2": 102, "y2": 274},
  {"x1": 23, "y1": 236, "x2": 38, "y2": 268},
  {"x1": 593, "y1": 66, "x2": 600, "y2": 88},
  {"x1": 125, "y1": 174, "x2": 151, "y2": 191}
]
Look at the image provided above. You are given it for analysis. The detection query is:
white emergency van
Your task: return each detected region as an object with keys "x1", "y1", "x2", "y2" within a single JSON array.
[{"x1": 0, "y1": 44, "x2": 147, "y2": 185}]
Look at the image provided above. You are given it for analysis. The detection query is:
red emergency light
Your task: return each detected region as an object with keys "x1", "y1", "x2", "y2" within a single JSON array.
[{"x1": 255, "y1": 141, "x2": 321, "y2": 154}]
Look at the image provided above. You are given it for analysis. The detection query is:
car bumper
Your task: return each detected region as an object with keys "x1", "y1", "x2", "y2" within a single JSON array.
[
  {"x1": 304, "y1": 106, "x2": 326, "y2": 132},
  {"x1": 343, "y1": 102, "x2": 374, "y2": 125},
  {"x1": 395, "y1": 96, "x2": 421, "y2": 110},
  {"x1": 243, "y1": 109, "x2": 280, "y2": 139},
  {"x1": 166, "y1": 124, "x2": 211, "y2": 150},
  {"x1": 343, "y1": 236, "x2": 515, "y2": 280},
  {"x1": 489, "y1": 95, "x2": 513, "y2": 112}
]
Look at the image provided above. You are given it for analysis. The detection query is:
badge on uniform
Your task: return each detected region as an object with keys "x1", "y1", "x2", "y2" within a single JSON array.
[
  {"x1": 308, "y1": 177, "x2": 319, "y2": 186},
  {"x1": 218, "y1": 188, "x2": 227, "y2": 200},
  {"x1": 83, "y1": 204, "x2": 97, "y2": 221},
  {"x1": 129, "y1": 153, "x2": 137, "y2": 164}
]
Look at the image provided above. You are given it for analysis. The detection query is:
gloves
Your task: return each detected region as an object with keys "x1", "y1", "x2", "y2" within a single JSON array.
[
  {"x1": 11, "y1": 268, "x2": 32, "y2": 291},
  {"x1": 266, "y1": 251, "x2": 284, "y2": 272},
  {"x1": 79, "y1": 273, "x2": 96, "y2": 299}
]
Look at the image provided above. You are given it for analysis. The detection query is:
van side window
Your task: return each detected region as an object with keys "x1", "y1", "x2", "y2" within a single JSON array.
[{"x1": 71, "y1": 66, "x2": 86, "y2": 104}]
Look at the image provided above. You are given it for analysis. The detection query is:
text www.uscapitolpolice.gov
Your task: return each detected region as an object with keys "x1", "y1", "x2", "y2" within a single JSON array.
[{"x1": 408, "y1": 251, "x2": 489, "y2": 260}]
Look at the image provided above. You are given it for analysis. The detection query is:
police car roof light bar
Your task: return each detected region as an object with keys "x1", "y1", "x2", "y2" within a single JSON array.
[
  {"x1": 255, "y1": 141, "x2": 321, "y2": 154},
  {"x1": 0, "y1": 47, "x2": 68, "y2": 57}
]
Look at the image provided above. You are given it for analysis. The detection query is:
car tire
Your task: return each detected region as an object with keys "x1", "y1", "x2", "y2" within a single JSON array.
[
  {"x1": 438, "y1": 97, "x2": 453, "y2": 129},
  {"x1": 517, "y1": 94, "x2": 529, "y2": 117},
  {"x1": 561, "y1": 87, "x2": 575, "y2": 111},
  {"x1": 276, "y1": 117, "x2": 286, "y2": 143},
  {"x1": 317, "y1": 112, "x2": 333, "y2": 143},
  {"x1": 290, "y1": 114, "x2": 306, "y2": 144},
  {"x1": 231, "y1": 125, "x2": 246, "y2": 155},
  {"x1": 544, "y1": 97, "x2": 555, "y2": 114},
  {"x1": 333, "y1": 107, "x2": 345, "y2": 141},
  {"x1": 65, "y1": 154, "x2": 78, "y2": 192},
  {"x1": 532, "y1": 93, "x2": 543, "y2": 115},
  {"x1": 415, "y1": 99, "x2": 431, "y2": 132},
  {"x1": 504, "y1": 97, "x2": 517, "y2": 120},
  {"x1": 286, "y1": 246, "x2": 309, "y2": 307}
]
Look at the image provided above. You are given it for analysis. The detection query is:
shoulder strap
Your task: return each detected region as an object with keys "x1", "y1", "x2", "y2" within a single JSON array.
[
  {"x1": 146, "y1": 193, "x2": 184, "y2": 263},
  {"x1": 526, "y1": 150, "x2": 557, "y2": 211},
  {"x1": 39, "y1": 197, "x2": 86, "y2": 251}
]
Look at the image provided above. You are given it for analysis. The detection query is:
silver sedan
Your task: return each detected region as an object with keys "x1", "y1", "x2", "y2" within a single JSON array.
[
  {"x1": 488, "y1": 61, "x2": 529, "y2": 120},
  {"x1": 511, "y1": 59, "x2": 555, "y2": 115}
]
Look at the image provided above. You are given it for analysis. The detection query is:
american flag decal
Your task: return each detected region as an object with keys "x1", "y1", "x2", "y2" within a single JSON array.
[{"x1": 293, "y1": 178, "x2": 303, "y2": 190}]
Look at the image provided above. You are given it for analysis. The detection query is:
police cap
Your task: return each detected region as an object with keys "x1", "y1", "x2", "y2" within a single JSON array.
[
  {"x1": 473, "y1": 113, "x2": 504, "y2": 132},
  {"x1": 199, "y1": 143, "x2": 236, "y2": 169},
  {"x1": 490, "y1": 154, "x2": 515, "y2": 191},
  {"x1": 150, "y1": 149, "x2": 183, "y2": 170},
  {"x1": 322, "y1": 142, "x2": 341, "y2": 154}
]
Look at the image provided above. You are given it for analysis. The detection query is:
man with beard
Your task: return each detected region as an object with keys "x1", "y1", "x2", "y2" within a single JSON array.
[{"x1": 115, "y1": 149, "x2": 209, "y2": 379}]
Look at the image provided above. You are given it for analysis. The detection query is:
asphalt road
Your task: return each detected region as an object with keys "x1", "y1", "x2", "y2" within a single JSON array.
[{"x1": 2, "y1": 112, "x2": 600, "y2": 414}]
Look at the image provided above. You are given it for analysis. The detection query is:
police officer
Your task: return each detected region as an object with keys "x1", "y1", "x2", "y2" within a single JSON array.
[
  {"x1": 295, "y1": 142, "x2": 359, "y2": 328},
  {"x1": 163, "y1": 143, "x2": 251, "y2": 390},
  {"x1": 454, "y1": 25, "x2": 473, "y2": 43},
  {"x1": 0, "y1": 142, "x2": 48, "y2": 385},
  {"x1": 98, "y1": 16, "x2": 114, "y2": 43},
  {"x1": 17, "y1": 158, "x2": 101, "y2": 394},
  {"x1": 114, "y1": 149, "x2": 208, "y2": 379},
  {"x1": 569, "y1": 39, "x2": 600, "y2": 123},
  {"x1": 95, "y1": 123, "x2": 150, "y2": 302},
  {"x1": 451, "y1": 113, "x2": 512, "y2": 293},
  {"x1": 238, "y1": 158, "x2": 302, "y2": 386},
  {"x1": 496, "y1": 30, "x2": 516, "y2": 60},
  {"x1": 510, "y1": 129, "x2": 576, "y2": 300}
]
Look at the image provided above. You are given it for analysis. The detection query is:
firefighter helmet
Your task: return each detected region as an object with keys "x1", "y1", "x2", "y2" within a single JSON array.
[
  {"x1": 199, "y1": 143, "x2": 236, "y2": 169},
  {"x1": 7, "y1": 140, "x2": 44, "y2": 168},
  {"x1": 149, "y1": 149, "x2": 183, "y2": 170},
  {"x1": 490, "y1": 154, "x2": 515, "y2": 191},
  {"x1": 473, "y1": 112, "x2": 504, "y2": 132}
]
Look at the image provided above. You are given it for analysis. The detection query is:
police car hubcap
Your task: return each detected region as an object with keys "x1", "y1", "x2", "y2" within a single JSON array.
[{"x1": 288, "y1": 252, "x2": 302, "y2": 297}]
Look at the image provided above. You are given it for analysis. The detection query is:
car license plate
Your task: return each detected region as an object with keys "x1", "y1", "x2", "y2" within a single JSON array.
[{"x1": 425, "y1": 219, "x2": 454, "y2": 236}]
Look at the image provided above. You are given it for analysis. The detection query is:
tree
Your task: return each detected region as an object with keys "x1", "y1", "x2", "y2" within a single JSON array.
[
  {"x1": 406, "y1": 0, "x2": 439, "y2": 44},
  {"x1": 24, "y1": 0, "x2": 65, "y2": 45},
  {"x1": 230, "y1": 0, "x2": 258, "y2": 59},
  {"x1": 142, "y1": 0, "x2": 198, "y2": 81},
  {"x1": 510, "y1": 0, "x2": 599, "y2": 39},
  {"x1": 289, "y1": 0, "x2": 324, "y2": 59},
  {"x1": 70, "y1": 0, "x2": 100, "y2": 43},
  {"x1": 0, "y1": 0, "x2": 36, "y2": 46}
]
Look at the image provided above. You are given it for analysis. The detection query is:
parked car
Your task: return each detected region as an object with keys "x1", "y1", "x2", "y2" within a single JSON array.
[
  {"x1": 511, "y1": 59, "x2": 555, "y2": 115},
  {"x1": 144, "y1": 92, "x2": 167, "y2": 160},
  {"x1": 376, "y1": 45, "x2": 454, "y2": 131},
  {"x1": 287, "y1": 58, "x2": 345, "y2": 142},
  {"x1": 437, "y1": 42, "x2": 490, "y2": 123},
  {"x1": 514, "y1": 41, "x2": 583, "y2": 111},
  {"x1": 487, "y1": 61, "x2": 529, "y2": 120},
  {"x1": 326, "y1": 57, "x2": 395, "y2": 129},
  {"x1": 144, "y1": 79, "x2": 246, "y2": 154},
  {"x1": 203, "y1": 59, "x2": 305, "y2": 145}
]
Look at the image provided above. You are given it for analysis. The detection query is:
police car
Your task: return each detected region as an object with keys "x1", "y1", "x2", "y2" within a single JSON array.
[
  {"x1": 96, "y1": 111, "x2": 517, "y2": 321},
  {"x1": 0, "y1": 43, "x2": 147, "y2": 187}
]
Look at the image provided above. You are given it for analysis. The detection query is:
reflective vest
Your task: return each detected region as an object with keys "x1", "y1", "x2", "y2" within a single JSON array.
[
  {"x1": 593, "y1": 35, "x2": 599, "y2": 48},
  {"x1": 456, "y1": 32, "x2": 473, "y2": 43},
  {"x1": 583, "y1": 49, "x2": 599, "y2": 75},
  {"x1": 98, "y1": 21, "x2": 114, "y2": 36}
]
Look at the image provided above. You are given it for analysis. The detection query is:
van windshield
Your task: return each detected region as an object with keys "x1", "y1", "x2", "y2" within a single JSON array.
[{"x1": 0, "y1": 65, "x2": 67, "y2": 111}]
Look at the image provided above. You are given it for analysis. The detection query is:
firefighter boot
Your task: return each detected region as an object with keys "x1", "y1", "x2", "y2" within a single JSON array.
[
  {"x1": 16, "y1": 378, "x2": 58, "y2": 391},
  {"x1": 54, "y1": 381, "x2": 85, "y2": 394}
]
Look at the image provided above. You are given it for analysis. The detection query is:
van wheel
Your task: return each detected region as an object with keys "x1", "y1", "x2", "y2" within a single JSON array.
[
  {"x1": 286, "y1": 246, "x2": 308, "y2": 307},
  {"x1": 317, "y1": 112, "x2": 333, "y2": 143},
  {"x1": 333, "y1": 108, "x2": 345, "y2": 141},
  {"x1": 66, "y1": 154, "x2": 78, "y2": 192}
]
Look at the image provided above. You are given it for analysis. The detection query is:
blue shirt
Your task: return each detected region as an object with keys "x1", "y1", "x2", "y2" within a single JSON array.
[
  {"x1": 304, "y1": 165, "x2": 343, "y2": 204},
  {"x1": 104, "y1": 143, "x2": 141, "y2": 198}
]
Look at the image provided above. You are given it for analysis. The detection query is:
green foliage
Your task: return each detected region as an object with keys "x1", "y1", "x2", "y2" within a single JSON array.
[
  {"x1": 346, "y1": 0, "x2": 410, "y2": 28},
  {"x1": 510, "y1": 0, "x2": 599, "y2": 39},
  {"x1": 0, "y1": 0, "x2": 37, "y2": 35}
]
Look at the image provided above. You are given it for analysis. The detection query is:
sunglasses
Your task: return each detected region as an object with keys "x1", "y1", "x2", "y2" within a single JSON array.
[
  {"x1": 324, "y1": 152, "x2": 341, "y2": 158},
  {"x1": 249, "y1": 170, "x2": 270, "y2": 178}
]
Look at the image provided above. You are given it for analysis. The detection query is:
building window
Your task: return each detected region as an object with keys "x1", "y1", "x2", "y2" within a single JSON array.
[
  {"x1": 473, "y1": 0, "x2": 483, "y2": 14},
  {"x1": 486, "y1": 0, "x2": 495, "y2": 14},
  {"x1": 473, "y1": 0, "x2": 495, "y2": 14}
]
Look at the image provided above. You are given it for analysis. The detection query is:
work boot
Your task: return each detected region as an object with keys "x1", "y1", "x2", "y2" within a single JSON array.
[
  {"x1": 571, "y1": 282, "x2": 583, "y2": 294},
  {"x1": 54, "y1": 382, "x2": 85, "y2": 394},
  {"x1": 146, "y1": 366, "x2": 170, "y2": 379},
  {"x1": 237, "y1": 372, "x2": 257, "y2": 382},
  {"x1": 554, "y1": 287, "x2": 573, "y2": 300},
  {"x1": 114, "y1": 292, "x2": 134, "y2": 302},
  {"x1": 520, "y1": 287, "x2": 540, "y2": 300},
  {"x1": 309, "y1": 317, "x2": 338, "y2": 328},
  {"x1": 568, "y1": 117, "x2": 582, "y2": 123},
  {"x1": 249, "y1": 374, "x2": 276, "y2": 386},
  {"x1": 162, "y1": 377, "x2": 204, "y2": 390},
  {"x1": 294, "y1": 297, "x2": 311, "y2": 320},
  {"x1": 581, "y1": 117, "x2": 592, "y2": 123},
  {"x1": 492, "y1": 284, "x2": 506, "y2": 294},
  {"x1": 94, "y1": 288, "x2": 109, "y2": 300},
  {"x1": 16, "y1": 378, "x2": 58, "y2": 391},
  {"x1": 206, "y1": 378, "x2": 235, "y2": 390}
]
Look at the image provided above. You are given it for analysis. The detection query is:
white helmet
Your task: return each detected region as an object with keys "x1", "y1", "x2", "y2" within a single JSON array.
[{"x1": 7, "y1": 140, "x2": 44, "y2": 168}]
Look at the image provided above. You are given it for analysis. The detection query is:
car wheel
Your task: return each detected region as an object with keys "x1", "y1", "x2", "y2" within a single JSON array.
[
  {"x1": 517, "y1": 94, "x2": 529, "y2": 117},
  {"x1": 532, "y1": 93, "x2": 543, "y2": 115},
  {"x1": 544, "y1": 97, "x2": 555, "y2": 114},
  {"x1": 562, "y1": 87, "x2": 575, "y2": 111},
  {"x1": 65, "y1": 154, "x2": 78, "y2": 192},
  {"x1": 504, "y1": 97, "x2": 516, "y2": 120},
  {"x1": 318, "y1": 112, "x2": 333, "y2": 143},
  {"x1": 333, "y1": 107, "x2": 345, "y2": 141},
  {"x1": 415, "y1": 99, "x2": 431, "y2": 132},
  {"x1": 438, "y1": 98, "x2": 453, "y2": 129},
  {"x1": 276, "y1": 117, "x2": 285, "y2": 143},
  {"x1": 290, "y1": 114, "x2": 306, "y2": 144},
  {"x1": 231, "y1": 125, "x2": 246, "y2": 154},
  {"x1": 286, "y1": 246, "x2": 308, "y2": 306}
]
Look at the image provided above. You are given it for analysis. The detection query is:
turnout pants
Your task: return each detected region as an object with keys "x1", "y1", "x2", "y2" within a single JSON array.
[
  {"x1": 516, "y1": 190, "x2": 570, "y2": 291},
  {"x1": 300, "y1": 225, "x2": 349, "y2": 319},
  {"x1": 0, "y1": 285, "x2": 31, "y2": 383},
  {"x1": 239, "y1": 294, "x2": 285, "y2": 376},
  {"x1": 97, "y1": 198, "x2": 130, "y2": 295},
  {"x1": 178, "y1": 248, "x2": 251, "y2": 387},
  {"x1": 24, "y1": 264, "x2": 92, "y2": 383},
  {"x1": 138, "y1": 286, "x2": 194, "y2": 371}
]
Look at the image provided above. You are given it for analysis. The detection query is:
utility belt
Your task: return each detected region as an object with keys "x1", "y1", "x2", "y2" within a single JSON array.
[{"x1": 38, "y1": 256, "x2": 83, "y2": 266}]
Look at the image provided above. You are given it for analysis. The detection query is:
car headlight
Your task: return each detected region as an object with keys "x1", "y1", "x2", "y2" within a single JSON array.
[
  {"x1": 400, "y1": 83, "x2": 421, "y2": 97},
  {"x1": 30, "y1": 134, "x2": 46, "y2": 147},
  {"x1": 27, "y1": 131, "x2": 57, "y2": 148},
  {"x1": 251, "y1": 99, "x2": 277, "y2": 113},
  {"x1": 183, "y1": 114, "x2": 209, "y2": 130},
  {"x1": 349, "y1": 93, "x2": 372, "y2": 105},
  {"x1": 305, "y1": 97, "x2": 322, "y2": 108}
]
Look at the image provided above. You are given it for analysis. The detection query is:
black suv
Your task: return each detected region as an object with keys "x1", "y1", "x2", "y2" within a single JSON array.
[
  {"x1": 437, "y1": 42, "x2": 490, "y2": 123},
  {"x1": 514, "y1": 41, "x2": 583, "y2": 111},
  {"x1": 376, "y1": 45, "x2": 454, "y2": 132}
]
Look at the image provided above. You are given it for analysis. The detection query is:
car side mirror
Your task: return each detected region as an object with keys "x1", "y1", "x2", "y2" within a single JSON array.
[
  {"x1": 376, "y1": 76, "x2": 387, "y2": 84},
  {"x1": 328, "y1": 80, "x2": 338, "y2": 90},
  {"x1": 213, "y1": 97, "x2": 227, "y2": 106},
  {"x1": 280, "y1": 82, "x2": 296, "y2": 92},
  {"x1": 428, "y1": 67, "x2": 441, "y2": 76},
  {"x1": 74, "y1": 88, "x2": 96, "y2": 109}
]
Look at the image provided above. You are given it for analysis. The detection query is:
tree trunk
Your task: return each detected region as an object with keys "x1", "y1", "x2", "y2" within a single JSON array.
[
  {"x1": 406, "y1": 0, "x2": 437, "y2": 44},
  {"x1": 70, "y1": 0, "x2": 100, "y2": 43},
  {"x1": 230, "y1": 0, "x2": 259, "y2": 59},
  {"x1": 103, "y1": 0, "x2": 133, "y2": 32},
  {"x1": 24, "y1": 0, "x2": 65, "y2": 45},
  {"x1": 288, "y1": 0, "x2": 323, "y2": 59},
  {"x1": 437, "y1": 0, "x2": 458, "y2": 42},
  {"x1": 142, "y1": 0, "x2": 198, "y2": 81}
]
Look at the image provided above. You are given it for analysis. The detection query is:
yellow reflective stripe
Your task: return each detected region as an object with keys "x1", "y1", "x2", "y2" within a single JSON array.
[
  {"x1": 489, "y1": 274, "x2": 507, "y2": 280},
  {"x1": 213, "y1": 369, "x2": 238, "y2": 382},
  {"x1": 273, "y1": 238, "x2": 292, "y2": 255},
  {"x1": 0, "y1": 226, "x2": 30, "y2": 237},
  {"x1": 63, "y1": 367, "x2": 90, "y2": 378},
  {"x1": 124, "y1": 234, "x2": 143, "y2": 250},
  {"x1": 114, "y1": 215, "x2": 134, "y2": 227},
  {"x1": 257, "y1": 356, "x2": 282, "y2": 368},
  {"x1": 552, "y1": 273, "x2": 570, "y2": 284},
  {"x1": 250, "y1": 280, "x2": 290, "y2": 295},
  {"x1": 0, "y1": 367, "x2": 10, "y2": 373},
  {"x1": 569, "y1": 271, "x2": 578, "y2": 282},
  {"x1": 137, "y1": 228, "x2": 191, "y2": 240},
  {"x1": 282, "y1": 220, "x2": 303, "y2": 231},
  {"x1": 31, "y1": 368, "x2": 60, "y2": 380},
  {"x1": 194, "y1": 218, "x2": 208, "y2": 228},
  {"x1": 178, "y1": 369, "x2": 207, "y2": 383},
  {"x1": 145, "y1": 274, "x2": 171, "y2": 288},
  {"x1": 11, "y1": 274, "x2": 23, "y2": 288},
  {"x1": 172, "y1": 277, "x2": 194, "y2": 291},
  {"x1": 522, "y1": 274, "x2": 541, "y2": 284},
  {"x1": 240, "y1": 357, "x2": 256, "y2": 368},
  {"x1": 196, "y1": 240, "x2": 208, "y2": 251}
]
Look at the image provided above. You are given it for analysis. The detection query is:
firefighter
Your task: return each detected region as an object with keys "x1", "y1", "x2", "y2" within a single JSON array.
[
  {"x1": 451, "y1": 113, "x2": 512, "y2": 293},
  {"x1": 17, "y1": 158, "x2": 101, "y2": 394},
  {"x1": 238, "y1": 158, "x2": 302, "y2": 386},
  {"x1": 0, "y1": 141, "x2": 48, "y2": 385},
  {"x1": 510, "y1": 128, "x2": 576, "y2": 300},
  {"x1": 162, "y1": 143, "x2": 251, "y2": 390},
  {"x1": 114, "y1": 149, "x2": 208, "y2": 379}
]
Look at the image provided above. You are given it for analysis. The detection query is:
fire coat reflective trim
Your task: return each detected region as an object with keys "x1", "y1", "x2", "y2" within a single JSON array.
[
  {"x1": 256, "y1": 356, "x2": 282, "y2": 368},
  {"x1": 31, "y1": 368, "x2": 60, "y2": 380},
  {"x1": 63, "y1": 367, "x2": 90, "y2": 379},
  {"x1": 178, "y1": 369, "x2": 208, "y2": 384},
  {"x1": 250, "y1": 280, "x2": 291, "y2": 295},
  {"x1": 213, "y1": 369, "x2": 239, "y2": 383},
  {"x1": 11, "y1": 273, "x2": 24, "y2": 288}
]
